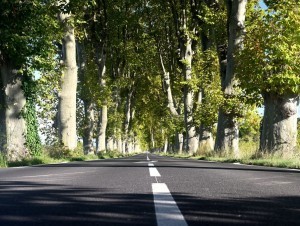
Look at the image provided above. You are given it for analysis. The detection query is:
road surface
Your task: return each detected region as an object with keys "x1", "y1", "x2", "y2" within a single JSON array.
[{"x1": 0, "y1": 153, "x2": 299, "y2": 225}]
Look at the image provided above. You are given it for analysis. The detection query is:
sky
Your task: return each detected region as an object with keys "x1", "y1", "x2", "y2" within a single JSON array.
[{"x1": 259, "y1": 1, "x2": 267, "y2": 10}]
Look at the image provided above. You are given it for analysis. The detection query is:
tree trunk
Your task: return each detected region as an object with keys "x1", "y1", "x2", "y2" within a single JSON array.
[
  {"x1": 175, "y1": 133, "x2": 184, "y2": 154},
  {"x1": 197, "y1": 90, "x2": 214, "y2": 152},
  {"x1": 83, "y1": 101, "x2": 95, "y2": 155},
  {"x1": 77, "y1": 42, "x2": 94, "y2": 155},
  {"x1": 260, "y1": 93, "x2": 298, "y2": 157},
  {"x1": 160, "y1": 54, "x2": 184, "y2": 153},
  {"x1": 122, "y1": 140, "x2": 126, "y2": 154},
  {"x1": 106, "y1": 137, "x2": 114, "y2": 151},
  {"x1": 117, "y1": 136, "x2": 123, "y2": 153},
  {"x1": 57, "y1": 10, "x2": 78, "y2": 150},
  {"x1": 181, "y1": 36, "x2": 198, "y2": 154},
  {"x1": 163, "y1": 139, "x2": 168, "y2": 154},
  {"x1": 199, "y1": 125, "x2": 214, "y2": 152},
  {"x1": 215, "y1": 0, "x2": 247, "y2": 157},
  {"x1": 0, "y1": 63, "x2": 27, "y2": 161},
  {"x1": 197, "y1": 30, "x2": 214, "y2": 153},
  {"x1": 175, "y1": 3, "x2": 199, "y2": 154},
  {"x1": 0, "y1": 76, "x2": 6, "y2": 153},
  {"x1": 96, "y1": 105, "x2": 108, "y2": 153},
  {"x1": 124, "y1": 88, "x2": 133, "y2": 153},
  {"x1": 150, "y1": 128, "x2": 155, "y2": 149},
  {"x1": 215, "y1": 111, "x2": 239, "y2": 154},
  {"x1": 95, "y1": 42, "x2": 108, "y2": 153}
]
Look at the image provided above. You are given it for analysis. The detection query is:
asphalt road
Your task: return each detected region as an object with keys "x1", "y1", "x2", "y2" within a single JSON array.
[{"x1": 0, "y1": 153, "x2": 299, "y2": 225}]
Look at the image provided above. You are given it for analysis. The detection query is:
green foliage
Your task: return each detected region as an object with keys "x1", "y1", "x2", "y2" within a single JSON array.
[
  {"x1": 1, "y1": 0, "x2": 297, "y2": 160},
  {"x1": 193, "y1": 49, "x2": 223, "y2": 127},
  {"x1": 8, "y1": 157, "x2": 45, "y2": 167},
  {"x1": 36, "y1": 70, "x2": 61, "y2": 145},
  {"x1": 0, "y1": 0, "x2": 60, "y2": 66},
  {"x1": 160, "y1": 144, "x2": 300, "y2": 169},
  {"x1": 238, "y1": 1, "x2": 300, "y2": 96},
  {"x1": 97, "y1": 150, "x2": 125, "y2": 159},
  {"x1": 0, "y1": 153, "x2": 7, "y2": 168},
  {"x1": 44, "y1": 142, "x2": 85, "y2": 160},
  {"x1": 21, "y1": 73, "x2": 42, "y2": 157},
  {"x1": 239, "y1": 108, "x2": 262, "y2": 142},
  {"x1": 297, "y1": 119, "x2": 300, "y2": 147},
  {"x1": 0, "y1": 0, "x2": 60, "y2": 158}
]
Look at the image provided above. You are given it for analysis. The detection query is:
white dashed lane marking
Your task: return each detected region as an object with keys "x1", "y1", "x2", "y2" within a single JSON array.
[
  {"x1": 152, "y1": 183, "x2": 188, "y2": 226},
  {"x1": 147, "y1": 155, "x2": 188, "y2": 225},
  {"x1": 149, "y1": 167, "x2": 161, "y2": 177}
]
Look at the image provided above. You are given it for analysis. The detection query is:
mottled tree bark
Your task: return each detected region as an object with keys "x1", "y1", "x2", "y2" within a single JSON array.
[
  {"x1": 83, "y1": 101, "x2": 95, "y2": 155},
  {"x1": 0, "y1": 62, "x2": 27, "y2": 161},
  {"x1": 160, "y1": 53, "x2": 183, "y2": 153},
  {"x1": 77, "y1": 42, "x2": 94, "y2": 155},
  {"x1": 197, "y1": 31, "x2": 214, "y2": 152},
  {"x1": 106, "y1": 137, "x2": 114, "y2": 151},
  {"x1": 96, "y1": 105, "x2": 107, "y2": 152},
  {"x1": 180, "y1": 35, "x2": 199, "y2": 154},
  {"x1": 124, "y1": 88, "x2": 133, "y2": 153},
  {"x1": 163, "y1": 139, "x2": 168, "y2": 154},
  {"x1": 117, "y1": 135, "x2": 123, "y2": 153},
  {"x1": 169, "y1": 0, "x2": 198, "y2": 154},
  {"x1": 57, "y1": 10, "x2": 78, "y2": 150},
  {"x1": 260, "y1": 93, "x2": 299, "y2": 157},
  {"x1": 199, "y1": 124, "x2": 214, "y2": 151},
  {"x1": 197, "y1": 81, "x2": 214, "y2": 152},
  {"x1": 175, "y1": 133, "x2": 184, "y2": 154},
  {"x1": 95, "y1": 44, "x2": 108, "y2": 153},
  {"x1": 215, "y1": 0, "x2": 247, "y2": 157},
  {"x1": 92, "y1": 0, "x2": 108, "y2": 153}
]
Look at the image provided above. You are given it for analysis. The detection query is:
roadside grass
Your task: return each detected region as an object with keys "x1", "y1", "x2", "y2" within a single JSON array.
[
  {"x1": 1, "y1": 145, "x2": 135, "y2": 168},
  {"x1": 0, "y1": 153, "x2": 7, "y2": 167},
  {"x1": 158, "y1": 141, "x2": 300, "y2": 169}
]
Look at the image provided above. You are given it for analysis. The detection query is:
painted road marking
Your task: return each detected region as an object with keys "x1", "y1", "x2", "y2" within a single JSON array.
[
  {"x1": 149, "y1": 167, "x2": 161, "y2": 177},
  {"x1": 152, "y1": 183, "x2": 188, "y2": 226},
  {"x1": 147, "y1": 155, "x2": 150, "y2": 161},
  {"x1": 133, "y1": 160, "x2": 157, "y2": 164}
]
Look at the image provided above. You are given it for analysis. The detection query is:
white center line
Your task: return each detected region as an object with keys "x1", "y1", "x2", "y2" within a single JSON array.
[
  {"x1": 149, "y1": 167, "x2": 161, "y2": 177},
  {"x1": 152, "y1": 183, "x2": 188, "y2": 226},
  {"x1": 147, "y1": 155, "x2": 150, "y2": 161},
  {"x1": 148, "y1": 163, "x2": 154, "y2": 167}
]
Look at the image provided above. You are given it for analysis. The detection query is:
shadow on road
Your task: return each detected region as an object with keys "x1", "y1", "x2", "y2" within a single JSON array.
[
  {"x1": 0, "y1": 181, "x2": 155, "y2": 226},
  {"x1": 172, "y1": 193, "x2": 300, "y2": 225},
  {"x1": 34, "y1": 160, "x2": 300, "y2": 174},
  {"x1": 0, "y1": 180, "x2": 299, "y2": 225}
]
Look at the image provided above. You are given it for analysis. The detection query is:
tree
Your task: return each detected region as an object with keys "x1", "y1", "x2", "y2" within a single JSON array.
[
  {"x1": 77, "y1": 41, "x2": 96, "y2": 155},
  {"x1": 148, "y1": 0, "x2": 185, "y2": 153},
  {"x1": 0, "y1": 0, "x2": 57, "y2": 160},
  {"x1": 57, "y1": 1, "x2": 78, "y2": 150},
  {"x1": 239, "y1": 1, "x2": 300, "y2": 157},
  {"x1": 215, "y1": 0, "x2": 248, "y2": 157},
  {"x1": 166, "y1": 0, "x2": 200, "y2": 154}
]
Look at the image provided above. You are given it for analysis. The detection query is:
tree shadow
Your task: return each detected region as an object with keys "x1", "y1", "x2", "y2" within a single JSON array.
[
  {"x1": 34, "y1": 160, "x2": 300, "y2": 174},
  {"x1": 0, "y1": 181, "x2": 156, "y2": 226},
  {"x1": 172, "y1": 193, "x2": 300, "y2": 225},
  {"x1": 0, "y1": 180, "x2": 299, "y2": 225}
]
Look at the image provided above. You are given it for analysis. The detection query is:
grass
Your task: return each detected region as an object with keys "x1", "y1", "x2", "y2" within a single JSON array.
[
  {"x1": 1, "y1": 145, "x2": 135, "y2": 168},
  {"x1": 0, "y1": 153, "x2": 7, "y2": 168},
  {"x1": 159, "y1": 141, "x2": 300, "y2": 169}
]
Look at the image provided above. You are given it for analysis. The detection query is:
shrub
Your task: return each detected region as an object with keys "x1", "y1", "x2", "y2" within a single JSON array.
[
  {"x1": 97, "y1": 150, "x2": 124, "y2": 159},
  {"x1": 0, "y1": 153, "x2": 7, "y2": 167}
]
